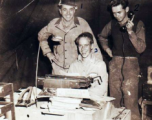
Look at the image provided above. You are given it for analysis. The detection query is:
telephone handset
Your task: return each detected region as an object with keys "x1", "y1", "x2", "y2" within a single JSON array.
[{"x1": 120, "y1": 11, "x2": 135, "y2": 32}]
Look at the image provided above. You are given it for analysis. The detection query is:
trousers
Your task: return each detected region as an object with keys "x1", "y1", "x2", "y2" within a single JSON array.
[{"x1": 109, "y1": 56, "x2": 141, "y2": 120}]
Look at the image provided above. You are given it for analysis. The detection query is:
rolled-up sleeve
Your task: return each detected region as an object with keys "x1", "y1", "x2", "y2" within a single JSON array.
[
  {"x1": 128, "y1": 20, "x2": 146, "y2": 53},
  {"x1": 38, "y1": 21, "x2": 54, "y2": 56},
  {"x1": 89, "y1": 61, "x2": 108, "y2": 97},
  {"x1": 97, "y1": 61, "x2": 108, "y2": 96},
  {"x1": 98, "y1": 21, "x2": 111, "y2": 51}
]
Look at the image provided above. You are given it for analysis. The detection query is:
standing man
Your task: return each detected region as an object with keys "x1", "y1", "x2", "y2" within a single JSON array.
[
  {"x1": 38, "y1": 0, "x2": 102, "y2": 75},
  {"x1": 98, "y1": 0, "x2": 146, "y2": 120},
  {"x1": 68, "y1": 32, "x2": 108, "y2": 100}
]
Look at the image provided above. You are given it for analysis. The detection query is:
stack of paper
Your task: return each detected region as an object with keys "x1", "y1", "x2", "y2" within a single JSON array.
[
  {"x1": 56, "y1": 88, "x2": 90, "y2": 98},
  {"x1": 49, "y1": 88, "x2": 115, "y2": 111},
  {"x1": 49, "y1": 96, "x2": 82, "y2": 109}
]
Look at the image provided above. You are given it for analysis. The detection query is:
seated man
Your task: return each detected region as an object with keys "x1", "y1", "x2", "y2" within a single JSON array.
[{"x1": 68, "y1": 32, "x2": 108, "y2": 99}]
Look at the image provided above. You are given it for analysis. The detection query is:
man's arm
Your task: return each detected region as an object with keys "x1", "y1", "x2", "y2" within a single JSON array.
[
  {"x1": 98, "y1": 21, "x2": 113, "y2": 57},
  {"x1": 38, "y1": 20, "x2": 56, "y2": 62},
  {"x1": 79, "y1": 18, "x2": 103, "y2": 60},
  {"x1": 127, "y1": 20, "x2": 146, "y2": 53},
  {"x1": 95, "y1": 61, "x2": 108, "y2": 96},
  {"x1": 89, "y1": 61, "x2": 108, "y2": 98}
]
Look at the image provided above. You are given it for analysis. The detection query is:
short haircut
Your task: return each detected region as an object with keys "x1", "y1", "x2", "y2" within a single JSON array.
[
  {"x1": 108, "y1": 0, "x2": 129, "y2": 12},
  {"x1": 75, "y1": 32, "x2": 94, "y2": 45}
]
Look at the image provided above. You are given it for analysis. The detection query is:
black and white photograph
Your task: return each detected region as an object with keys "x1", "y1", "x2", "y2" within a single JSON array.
[{"x1": 0, "y1": 0, "x2": 152, "y2": 120}]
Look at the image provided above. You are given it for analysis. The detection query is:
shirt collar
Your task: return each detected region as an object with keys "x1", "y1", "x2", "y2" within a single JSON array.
[{"x1": 54, "y1": 17, "x2": 80, "y2": 26}]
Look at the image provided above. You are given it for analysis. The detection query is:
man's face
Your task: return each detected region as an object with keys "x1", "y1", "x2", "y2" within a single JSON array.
[
  {"x1": 59, "y1": 5, "x2": 75, "y2": 22},
  {"x1": 78, "y1": 37, "x2": 93, "y2": 58},
  {"x1": 112, "y1": 4, "x2": 129, "y2": 22}
]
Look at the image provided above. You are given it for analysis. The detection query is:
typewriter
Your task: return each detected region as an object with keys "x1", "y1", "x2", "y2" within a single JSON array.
[{"x1": 37, "y1": 74, "x2": 101, "y2": 97}]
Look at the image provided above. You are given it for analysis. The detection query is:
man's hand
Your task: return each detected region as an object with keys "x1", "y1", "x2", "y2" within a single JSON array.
[
  {"x1": 106, "y1": 48, "x2": 113, "y2": 57},
  {"x1": 46, "y1": 52, "x2": 57, "y2": 63},
  {"x1": 126, "y1": 19, "x2": 134, "y2": 34}
]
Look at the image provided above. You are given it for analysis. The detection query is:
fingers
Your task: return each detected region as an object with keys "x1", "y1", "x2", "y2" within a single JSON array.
[
  {"x1": 109, "y1": 52, "x2": 113, "y2": 57},
  {"x1": 108, "y1": 50, "x2": 113, "y2": 57},
  {"x1": 126, "y1": 20, "x2": 134, "y2": 29},
  {"x1": 106, "y1": 48, "x2": 113, "y2": 57},
  {"x1": 47, "y1": 53, "x2": 58, "y2": 63},
  {"x1": 130, "y1": 15, "x2": 135, "y2": 22},
  {"x1": 52, "y1": 58, "x2": 58, "y2": 63}
]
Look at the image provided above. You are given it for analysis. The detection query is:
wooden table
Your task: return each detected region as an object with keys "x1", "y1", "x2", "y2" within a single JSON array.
[
  {"x1": 15, "y1": 101, "x2": 131, "y2": 120},
  {"x1": 13, "y1": 90, "x2": 131, "y2": 120}
]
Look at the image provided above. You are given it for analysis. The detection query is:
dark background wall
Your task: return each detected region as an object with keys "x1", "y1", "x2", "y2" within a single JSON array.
[{"x1": 0, "y1": 0, "x2": 152, "y2": 97}]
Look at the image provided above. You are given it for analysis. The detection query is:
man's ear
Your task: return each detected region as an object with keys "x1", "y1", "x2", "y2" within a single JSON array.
[
  {"x1": 59, "y1": 9, "x2": 61, "y2": 14},
  {"x1": 91, "y1": 44, "x2": 93, "y2": 50},
  {"x1": 125, "y1": 6, "x2": 129, "y2": 13}
]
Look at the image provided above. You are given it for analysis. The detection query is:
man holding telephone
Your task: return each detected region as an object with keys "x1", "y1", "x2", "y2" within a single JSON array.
[{"x1": 98, "y1": 0, "x2": 146, "y2": 119}]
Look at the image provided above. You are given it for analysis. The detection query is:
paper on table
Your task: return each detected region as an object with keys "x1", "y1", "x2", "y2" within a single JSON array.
[
  {"x1": 93, "y1": 96, "x2": 115, "y2": 102},
  {"x1": 50, "y1": 96, "x2": 82, "y2": 104},
  {"x1": 57, "y1": 88, "x2": 90, "y2": 99}
]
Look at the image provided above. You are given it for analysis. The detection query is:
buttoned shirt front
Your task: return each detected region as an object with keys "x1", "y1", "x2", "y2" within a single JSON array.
[
  {"x1": 38, "y1": 17, "x2": 102, "y2": 69},
  {"x1": 68, "y1": 54, "x2": 108, "y2": 96}
]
